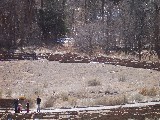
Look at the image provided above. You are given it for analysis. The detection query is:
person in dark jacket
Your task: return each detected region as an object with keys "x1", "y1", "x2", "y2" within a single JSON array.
[
  {"x1": 26, "y1": 101, "x2": 29, "y2": 113},
  {"x1": 37, "y1": 96, "x2": 41, "y2": 112},
  {"x1": 14, "y1": 99, "x2": 18, "y2": 113}
]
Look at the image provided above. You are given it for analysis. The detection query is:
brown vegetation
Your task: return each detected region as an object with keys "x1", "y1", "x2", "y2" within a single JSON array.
[{"x1": 139, "y1": 87, "x2": 159, "y2": 97}]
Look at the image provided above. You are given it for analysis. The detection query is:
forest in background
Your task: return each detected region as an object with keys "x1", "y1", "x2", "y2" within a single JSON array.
[{"x1": 0, "y1": 0, "x2": 160, "y2": 60}]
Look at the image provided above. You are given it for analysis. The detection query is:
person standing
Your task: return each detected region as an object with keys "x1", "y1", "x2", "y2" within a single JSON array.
[
  {"x1": 26, "y1": 101, "x2": 29, "y2": 113},
  {"x1": 14, "y1": 99, "x2": 18, "y2": 113},
  {"x1": 17, "y1": 103, "x2": 22, "y2": 113},
  {"x1": 37, "y1": 96, "x2": 41, "y2": 112}
]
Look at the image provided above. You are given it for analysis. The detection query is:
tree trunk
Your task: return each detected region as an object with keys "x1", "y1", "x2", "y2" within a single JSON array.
[
  {"x1": 153, "y1": 3, "x2": 160, "y2": 59},
  {"x1": 101, "y1": 0, "x2": 105, "y2": 22}
]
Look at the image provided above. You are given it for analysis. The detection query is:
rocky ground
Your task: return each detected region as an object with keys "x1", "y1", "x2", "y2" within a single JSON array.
[{"x1": 0, "y1": 52, "x2": 160, "y2": 109}]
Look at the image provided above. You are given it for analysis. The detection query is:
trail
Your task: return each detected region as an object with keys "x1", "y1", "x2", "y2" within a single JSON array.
[
  {"x1": 1, "y1": 101, "x2": 160, "y2": 119},
  {"x1": 6, "y1": 101, "x2": 160, "y2": 113}
]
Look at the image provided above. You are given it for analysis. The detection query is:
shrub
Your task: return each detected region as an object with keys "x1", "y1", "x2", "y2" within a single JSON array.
[
  {"x1": 6, "y1": 90, "x2": 12, "y2": 98},
  {"x1": 94, "y1": 97, "x2": 107, "y2": 105},
  {"x1": 43, "y1": 96, "x2": 56, "y2": 108},
  {"x1": 43, "y1": 82, "x2": 48, "y2": 88},
  {"x1": 68, "y1": 97, "x2": 77, "y2": 107},
  {"x1": 0, "y1": 89, "x2": 2, "y2": 98},
  {"x1": 33, "y1": 87, "x2": 42, "y2": 96},
  {"x1": 119, "y1": 75, "x2": 126, "y2": 82},
  {"x1": 132, "y1": 93, "x2": 144, "y2": 102},
  {"x1": 19, "y1": 96, "x2": 26, "y2": 100},
  {"x1": 27, "y1": 98, "x2": 35, "y2": 109},
  {"x1": 139, "y1": 87, "x2": 158, "y2": 96},
  {"x1": 60, "y1": 92, "x2": 69, "y2": 101},
  {"x1": 88, "y1": 79, "x2": 101, "y2": 86},
  {"x1": 94, "y1": 95, "x2": 126, "y2": 106}
]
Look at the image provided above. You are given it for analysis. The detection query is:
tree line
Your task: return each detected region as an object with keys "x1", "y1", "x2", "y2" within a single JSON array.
[{"x1": 0, "y1": 0, "x2": 160, "y2": 59}]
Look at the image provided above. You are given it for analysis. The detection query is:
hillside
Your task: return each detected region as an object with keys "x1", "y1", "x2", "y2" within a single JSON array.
[{"x1": 0, "y1": 55, "x2": 160, "y2": 109}]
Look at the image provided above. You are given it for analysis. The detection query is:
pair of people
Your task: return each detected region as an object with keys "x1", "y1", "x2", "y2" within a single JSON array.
[
  {"x1": 13, "y1": 99, "x2": 23, "y2": 113},
  {"x1": 24, "y1": 96, "x2": 41, "y2": 113},
  {"x1": 23, "y1": 97, "x2": 41, "y2": 113}
]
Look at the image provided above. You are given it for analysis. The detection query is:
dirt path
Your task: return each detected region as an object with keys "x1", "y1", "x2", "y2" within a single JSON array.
[{"x1": 1, "y1": 101, "x2": 160, "y2": 120}]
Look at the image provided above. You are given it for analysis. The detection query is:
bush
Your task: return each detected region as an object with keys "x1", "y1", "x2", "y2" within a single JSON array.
[
  {"x1": 19, "y1": 96, "x2": 26, "y2": 100},
  {"x1": 0, "y1": 89, "x2": 2, "y2": 98},
  {"x1": 43, "y1": 96, "x2": 56, "y2": 108},
  {"x1": 139, "y1": 87, "x2": 158, "y2": 96},
  {"x1": 94, "y1": 95, "x2": 126, "y2": 106},
  {"x1": 68, "y1": 97, "x2": 77, "y2": 107},
  {"x1": 60, "y1": 92, "x2": 69, "y2": 101},
  {"x1": 88, "y1": 79, "x2": 101, "y2": 86},
  {"x1": 132, "y1": 93, "x2": 144, "y2": 102},
  {"x1": 6, "y1": 90, "x2": 12, "y2": 98},
  {"x1": 119, "y1": 75, "x2": 126, "y2": 82}
]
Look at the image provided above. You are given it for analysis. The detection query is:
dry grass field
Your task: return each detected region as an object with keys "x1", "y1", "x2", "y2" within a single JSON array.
[{"x1": 0, "y1": 53, "x2": 160, "y2": 110}]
